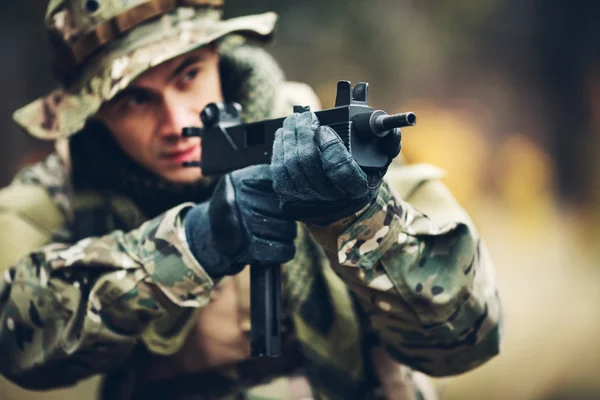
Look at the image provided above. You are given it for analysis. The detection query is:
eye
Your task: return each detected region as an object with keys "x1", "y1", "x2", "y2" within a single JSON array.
[
  {"x1": 123, "y1": 92, "x2": 150, "y2": 108},
  {"x1": 182, "y1": 68, "x2": 199, "y2": 83}
]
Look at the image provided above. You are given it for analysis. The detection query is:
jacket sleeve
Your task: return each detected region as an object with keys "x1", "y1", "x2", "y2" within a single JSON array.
[
  {"x1": 0, "y1": 203, "x2": 214, "y2": 389},
  {"x1": 306, "y1": 168, "x2": 503, "y2": 377}
]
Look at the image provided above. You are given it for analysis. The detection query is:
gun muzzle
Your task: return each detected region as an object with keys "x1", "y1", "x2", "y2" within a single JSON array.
[
  {"x1": 352, "y1": 110, "x2": 417, "y2": 139},
  {"x1": 379, "y1": 112, "x2": 417, "y2": 130}
]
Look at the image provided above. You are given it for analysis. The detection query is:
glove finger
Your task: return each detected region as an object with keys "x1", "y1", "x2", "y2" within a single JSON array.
[
  {"x1": 246, "y1": 193, "x2": 287, "y2": 219},
  {"x1": 379, "y1": 128, "x2": 402, "y2": 161},
  {"x1": 315, "y1": 126, "x2": 368, "y2": 198},
  {"x1": 237, "y1": 178, "x2": 286, "y2": 217},
  {"x1": 232, "y1": 166, "x2": 276, "y2": 199},
  {"x1": 241, "y1": 178, "x2": 276, "y2": 196},
  {"x1": 271, "y1": 125, "x2": 295, "y2": 198},
  {"x1": 281, "y1": 113, "x2": 315, "y2": 196},
  {"x1": 248, "y1": 217, "x2": 297, "y2": 243},
  {"x1": 294, "y1": 112, "x2": 340, "y2": 199},
  {"x1": 314, "y1": 125, "x2": 354, "y2": 170}
]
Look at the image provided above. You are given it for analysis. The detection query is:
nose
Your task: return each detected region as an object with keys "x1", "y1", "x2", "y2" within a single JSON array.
[{"x1": 156, "y1": 93, "x2": 200, "y2": 139}]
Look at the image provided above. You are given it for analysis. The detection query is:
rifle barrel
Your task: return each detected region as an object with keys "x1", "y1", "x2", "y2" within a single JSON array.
[{"x1": 380, "y1": 112, "x2": 417, "y2": 130}]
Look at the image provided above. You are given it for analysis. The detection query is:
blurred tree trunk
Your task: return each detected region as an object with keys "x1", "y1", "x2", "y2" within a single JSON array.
[{"x1": 535, "y1": 0, "x2": 600, "y2": 205}]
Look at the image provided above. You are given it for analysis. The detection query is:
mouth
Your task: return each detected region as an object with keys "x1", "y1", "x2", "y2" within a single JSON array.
[{"x1": 160, "y1": 145, "x2": 201, "y2": 164}]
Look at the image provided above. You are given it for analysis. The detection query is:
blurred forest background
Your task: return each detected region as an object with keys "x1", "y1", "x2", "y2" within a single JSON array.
[{"x1": 2, "y1": 0, "x2": 600, "y2": 399}]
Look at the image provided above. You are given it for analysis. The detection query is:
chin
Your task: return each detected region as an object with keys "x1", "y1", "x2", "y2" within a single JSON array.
[{"x1": 160, "y1": 168, "x2": 204, "y2": 184}]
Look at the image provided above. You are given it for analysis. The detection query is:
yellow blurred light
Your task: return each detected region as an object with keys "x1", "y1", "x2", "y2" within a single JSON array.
[{"x1": 400, "y1": 101, "x2": 490, "y2": 212}]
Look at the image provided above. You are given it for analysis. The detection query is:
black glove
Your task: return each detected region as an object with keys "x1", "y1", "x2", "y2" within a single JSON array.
[
  {"x1": 271, "y1": 111, "x2": 401, "y2": 225},
  {"x1": 184, "y1": 165, "x2": 297, "y2": 279}
]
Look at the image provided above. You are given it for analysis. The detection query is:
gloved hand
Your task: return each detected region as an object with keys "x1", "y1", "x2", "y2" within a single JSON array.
[
  {"x1": 271, "y1": 111, "x2": 401, "y2": 225},
  {"x1": 184, "y1": 165, "x2": 297, "y2": 279}
]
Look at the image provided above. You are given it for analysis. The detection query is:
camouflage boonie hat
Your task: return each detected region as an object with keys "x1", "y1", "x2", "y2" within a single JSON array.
[{"x1": 13, "y1": 0, "x2": 277, "y2": 140}]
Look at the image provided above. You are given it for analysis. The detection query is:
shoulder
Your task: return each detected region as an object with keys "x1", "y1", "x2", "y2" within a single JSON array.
[
  {"x1": 385, "y1": 161, "x2": 475, "y2": 227},
  {"x1": 384, "y1": 161, "x2": 446, "y2": 200},
  {"x1": 13, "y1": 149, "x2": 70, "y2": 185},
  {"x1": 0, "y1": 154, "x2": 72, "y2": 266},
  {"x1": 0, "y1": 152, "x2": 73, "y2": 237}
]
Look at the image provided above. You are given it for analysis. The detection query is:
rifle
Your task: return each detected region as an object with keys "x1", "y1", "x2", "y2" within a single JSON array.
[{"x1": 182, "y1": 80, "x2": 416, "y2": 358}]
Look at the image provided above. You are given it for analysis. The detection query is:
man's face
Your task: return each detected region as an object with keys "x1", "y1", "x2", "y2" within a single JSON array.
[{"x1": 96, "y1": 45, "x2": 223, "y2": 184}]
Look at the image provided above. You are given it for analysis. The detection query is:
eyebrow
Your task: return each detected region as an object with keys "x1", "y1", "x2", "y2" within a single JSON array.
[
  {"x1": 170, "y1": 55, "x2": 204, "y2": 80},
  {"x1": 110, "y1": 86, "x2": 155, "y2": 104},
  {"x1": 109, "y1": 55, "x2": 205, "y2": 104}
]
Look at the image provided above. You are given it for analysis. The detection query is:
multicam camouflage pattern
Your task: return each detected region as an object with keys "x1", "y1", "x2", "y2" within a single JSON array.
[
  {"x1": 12, "y1": 152, "x2": 74, "y2": 223},
  {"x1": 0, "y1": 200, "x2": 212, "y2": 387},
  {"x1": 13, "y1": 0, "x2": 277, "y2": 140},
  {"x1": 325, "y1": 174, "x2": 502, "y2": 376},
  {"x1": 1, "y1": 23, "x2": 502, "y2": 398},
  {"x1": 45, "y1": 0, "x2": 177, "y2": 43},
  {"x1": 0, "y1": 159, "x2": 502, "y2": 398}
]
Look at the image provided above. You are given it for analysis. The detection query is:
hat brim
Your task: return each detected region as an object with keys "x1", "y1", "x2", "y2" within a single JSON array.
[{"x1": 13, "y1": 10, "x2": 277, "y2": 140}]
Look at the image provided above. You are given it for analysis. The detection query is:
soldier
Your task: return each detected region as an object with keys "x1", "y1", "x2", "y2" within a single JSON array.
[{"x1": 0, "y1": 1, "x2": 503, "y2": 399}]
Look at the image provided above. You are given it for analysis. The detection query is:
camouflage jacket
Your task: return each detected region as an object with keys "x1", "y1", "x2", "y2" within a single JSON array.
[{"x1": 0, "y1": 84, "x2": 503, "y2": 399}]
